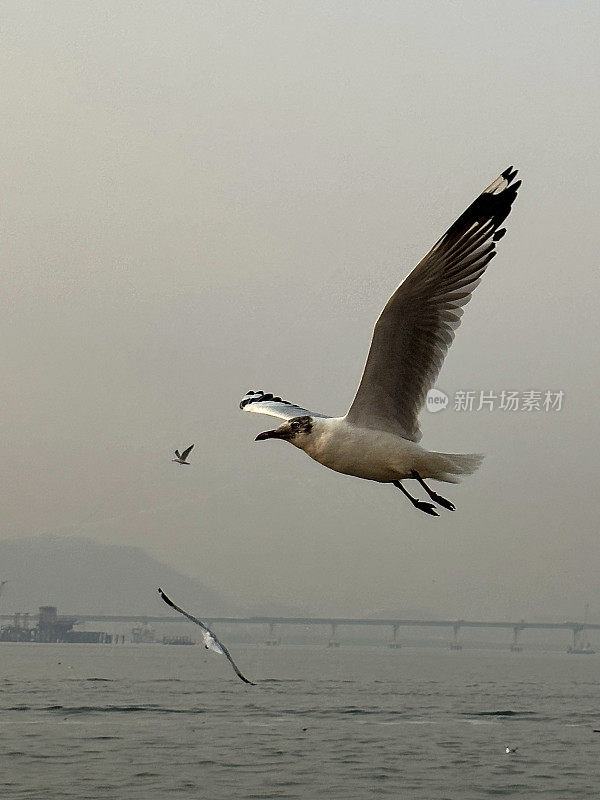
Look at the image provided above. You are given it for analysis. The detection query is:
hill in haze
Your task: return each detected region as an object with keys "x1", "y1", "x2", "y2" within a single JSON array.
[{"x1": 0, "y1": 535, "x2": 245, "y2": 617}]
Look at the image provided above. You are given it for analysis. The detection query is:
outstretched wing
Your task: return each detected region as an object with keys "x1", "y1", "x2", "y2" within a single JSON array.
[
  {"x1": 346, "y1": 167, "x2": 521, "y2": 441},
  {"x1": 240, "y1": 390, "x2": 328, "y2": 421},
  {"x1": 204, "y1": 631, "x2": 254, "y2": 685},
  {"x1": 174, "y1": 450, "x2": 181, "y2": 459},
  {"x1": 180, "y1": 444, "x2": 194, "y2": 461},
  {"x1": 157, "y1": 589, "x2": 255, "y2": 685}
]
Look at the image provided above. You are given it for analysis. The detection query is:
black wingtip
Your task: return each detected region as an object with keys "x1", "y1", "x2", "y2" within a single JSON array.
[
  {"x1": 158, "y1": 588, "x2": 175, "y2": 609},
  {"x1": 441, "y1": 168, "x2": 520, "y2": 249},
  {"x1": 240, "y1": 390, "x2": 277, "y2": 409},
  {"x1": 240, "y1": 390, "x2": 260, "y2": 409},
  {"x1": 240, "y1": 390, "x2": 294, "y2": 410}
]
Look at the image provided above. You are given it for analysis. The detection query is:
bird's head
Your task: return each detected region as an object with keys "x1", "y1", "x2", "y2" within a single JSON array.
[{"x1": 255, "y1": 415, "x2": 314, "y2": 446}]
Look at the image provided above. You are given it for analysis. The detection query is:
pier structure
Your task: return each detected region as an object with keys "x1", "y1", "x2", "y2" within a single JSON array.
[
  {"x1": 37, "y1": 606, "x2": 78, "y2": 643},
  {"x1": 2, "y1": 612, "x2": 600, "y2": 652},
  {"x1": 449, "y1": 621, "x2": 463, "y2": 650},
  {"x1": 327, "y1": 623, "x2": 340, "y2": 648},
  {"x1": 265, "y1": 622, "x2": 280, "y2": 646},
  {"x1": 0, "y1": 606, "x2": 113, "y2": 644},
  {"x1": 567, "y1": 623, "x2": 595, "y2": 654},
  {"x1": 388, "y1": 623, "x2": 401, "y2": 649},
  {"x1": 510, "y1": 623, "x2": 524, "y2": 652}
]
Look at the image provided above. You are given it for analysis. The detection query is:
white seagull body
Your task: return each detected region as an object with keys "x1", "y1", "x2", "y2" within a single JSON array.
[
  {"x1": 158, "y1": 589, "x2": 255, "y2": 685},
  {"x1": 241, "y1": 168, "x2": 520, "y2": 515},
  {"x1": 172, "y1": 444, "x2": 194, "y2": 465}
]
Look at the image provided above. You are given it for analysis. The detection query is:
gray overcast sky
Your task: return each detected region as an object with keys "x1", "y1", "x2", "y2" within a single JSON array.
[{"x1": 2, "y1": 1, "x2": 599, "y2": 619}]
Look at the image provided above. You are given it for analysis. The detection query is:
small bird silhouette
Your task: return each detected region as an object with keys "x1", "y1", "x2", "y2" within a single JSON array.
[
  {"x1": 505, "y1": 746, "x2": 518, "y2": 754},
  {"x1": 172, "y1": 445, "x2": 194, "y2": 465}
]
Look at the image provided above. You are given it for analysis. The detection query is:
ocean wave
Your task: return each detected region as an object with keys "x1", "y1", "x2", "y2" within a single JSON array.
[
  {"x1": 462, "y1": 710, "x2": 536, "y2": 717},
  {"x1": 7, "y1": 704, "x2": 207, "y2": 715}
]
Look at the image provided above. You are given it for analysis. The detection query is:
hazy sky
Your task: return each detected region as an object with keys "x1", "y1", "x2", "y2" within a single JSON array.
[{"x1": 2, "y1": 1, "x2": 599, "y2": 620}]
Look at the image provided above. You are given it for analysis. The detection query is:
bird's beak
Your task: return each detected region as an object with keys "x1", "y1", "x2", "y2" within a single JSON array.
[{"x1": 255, "y1": 429, "x2": 282, "y2": 441}]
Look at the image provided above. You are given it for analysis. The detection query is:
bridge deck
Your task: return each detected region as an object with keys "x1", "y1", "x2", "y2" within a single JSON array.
[{"x1": 1, "y1": 614, "x2": 598, "y2": 631}]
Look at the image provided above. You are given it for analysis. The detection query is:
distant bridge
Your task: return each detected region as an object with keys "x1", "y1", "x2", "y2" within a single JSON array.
[{"x1": 1, "y1": 613, "x2": 599, "y2": 651}]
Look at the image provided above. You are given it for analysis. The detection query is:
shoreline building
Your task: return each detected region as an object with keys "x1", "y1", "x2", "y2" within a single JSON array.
[{"x1": 0, "y1": 606, "x2": 112, "y2": 643}]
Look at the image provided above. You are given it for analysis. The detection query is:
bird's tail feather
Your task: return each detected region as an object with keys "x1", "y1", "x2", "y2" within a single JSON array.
[{"x1": 431, "y1": 452, "x2": 484, "y2": 483}]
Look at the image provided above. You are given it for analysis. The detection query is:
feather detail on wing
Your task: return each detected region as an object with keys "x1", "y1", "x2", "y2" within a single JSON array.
[
  {"x1": 346, "y1": 167, "x2": 521, "y2": 441},
  {"x1": 157, "y1": 589, "x2": 255, "y2": 685},
  {"x1": 240, "y1": 390, "x2": 328, "y2": 421},
  {"x1": 180, "y1": 445, "x2": 194, "y2": 461}
]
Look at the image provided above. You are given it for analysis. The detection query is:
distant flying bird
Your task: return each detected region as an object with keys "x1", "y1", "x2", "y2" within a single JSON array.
[
  {"x1": 172, "y1": 445, "x2": 194, "y2": 465},
  {"x1": 241, "y1": 168, "x2": 520, "y2": 515},
  {"x1": 157, "y1": 588, "x2": 255, "y2": 685},
  {"x1": 505, "y1": 746, "x2": 518, "y2": 754}
]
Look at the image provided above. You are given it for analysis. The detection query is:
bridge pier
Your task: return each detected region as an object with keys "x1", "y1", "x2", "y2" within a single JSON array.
[
  {"x1": 510, "y1": 625, "x2": 523, "y2": 652},
  {"x1": 568, "y1": 624, "x2": 594, "y2": 654},
  {"x1": 327, "y1": 623, "x2": 340, "y2": 648},
  {"x1": 450, "y1": 622, "x2": 462, "y2": 651},
  {"x1": 265, "y1": 622, "x2": 280, "y2": 646},
  {"x1": 388, "y1": 623, "x2": 401, "y2": 649}
]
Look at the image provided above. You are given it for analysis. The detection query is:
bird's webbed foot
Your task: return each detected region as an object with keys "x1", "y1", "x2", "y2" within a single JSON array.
[
  {"x1": 392, "y1": 480, "x2": 440, "y2": 516},
  {"x1": 413, "y1": 500, "x2": 440, "y2": 517},
  {"x1": 409, "y1": 470, "x2": 456, "y2": 511},
  {"x1": 427, "y1": 493, "x2": 455, "y2": 511}
]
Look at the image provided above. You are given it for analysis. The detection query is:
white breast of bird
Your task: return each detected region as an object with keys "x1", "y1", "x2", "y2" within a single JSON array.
[{"x1": 202, "y1": 630, "x2": 225, "y2": 655}]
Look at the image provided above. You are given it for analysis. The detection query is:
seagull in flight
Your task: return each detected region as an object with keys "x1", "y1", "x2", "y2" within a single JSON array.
[
  {"x1": 172, "y1": 445, "x2": 194, "y2": 465},
  {"x1": 241, "y1": 168, "x2": 520, "y2": 515},
  {"x1": 157, "y1": 588, "x2": 255, "y2": 685}
]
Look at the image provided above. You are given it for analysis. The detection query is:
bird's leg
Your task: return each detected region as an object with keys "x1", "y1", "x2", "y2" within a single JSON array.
[
  {"x1": 410, "y1": 470, "x2": 455, "y2": 511},
  {"x1": 392, "y1": 480, "x2": 439, "y2": 516}
]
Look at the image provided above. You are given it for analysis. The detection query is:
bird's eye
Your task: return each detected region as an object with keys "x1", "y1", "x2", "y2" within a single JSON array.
[{"x1": 291, "y1": 421, "x2": 300, "y2": 431}]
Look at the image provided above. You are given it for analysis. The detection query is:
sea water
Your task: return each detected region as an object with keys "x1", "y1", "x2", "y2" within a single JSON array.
[{"x1": 1, "y1": 642, "x2": 600, "y2": 798}]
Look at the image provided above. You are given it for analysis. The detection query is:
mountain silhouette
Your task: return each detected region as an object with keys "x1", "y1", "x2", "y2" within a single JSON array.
[{"x1": 0, "y1": 535, "x2": 243, "y2": 617}]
